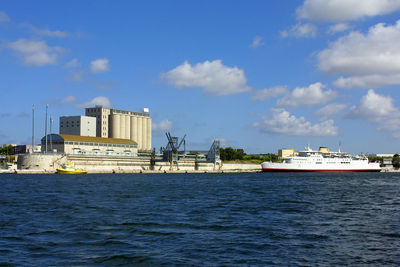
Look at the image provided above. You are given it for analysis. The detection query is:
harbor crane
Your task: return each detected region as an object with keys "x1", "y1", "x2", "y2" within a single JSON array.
[{"x1": 162, "y1": 132, "x2": 186, "y2": 169}]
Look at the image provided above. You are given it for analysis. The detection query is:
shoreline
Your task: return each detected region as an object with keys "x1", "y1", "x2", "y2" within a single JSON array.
[
  {"x1": 1, "y1": 169, "x2": 262, "y2": 174},
  {"x1": 2, "y1": 169, "x2": 400, "y2": 174}
]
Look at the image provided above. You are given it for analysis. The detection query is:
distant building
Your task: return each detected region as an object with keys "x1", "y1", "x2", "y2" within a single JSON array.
[
  {"x1": 41, "y1": 134, "x2": 138, "y2": 157},
  {"x1": 383, "y1": 158, "x2": 393, "y2": 168},
  {"x1": 278, "y1": 148, "x2": 295, "y2": 159},
  {"x1": 85, "y1": 107, "x2": 152, "y2": 151},
  {"x1": 85, "y1": 107, "x2": 111, "y2": 138},
  {"x1": 59, "y1": 116, "x2": 96, "y2": 137},
  {"x1": 13, "y1": 145, "x2": 41, "y2": 154},
  {"x1": 374, "y1": 154, "x2": 395, "y2": 158}
]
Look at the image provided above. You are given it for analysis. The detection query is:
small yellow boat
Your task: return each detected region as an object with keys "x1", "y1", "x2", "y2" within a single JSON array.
[{"x1": 56, "y1": 162, "x2": 88, "y2": 174}]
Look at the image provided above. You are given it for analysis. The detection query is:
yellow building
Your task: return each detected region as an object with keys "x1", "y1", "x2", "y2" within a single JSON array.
[{"x1": 278, "y1": 148, "x2": 295, "y2": 159}]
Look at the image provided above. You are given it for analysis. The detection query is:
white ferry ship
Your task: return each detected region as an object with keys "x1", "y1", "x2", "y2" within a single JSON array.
[{"x1": 261, "y1": 145, "x2": 381, "y2": 172}]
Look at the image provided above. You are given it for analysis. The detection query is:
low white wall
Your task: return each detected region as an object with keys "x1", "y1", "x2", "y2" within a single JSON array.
[
  {"x1": 68, "y1": 157, "x2": 218, "y2": 173},
  {"x1": 17, "y1": 154, "x2": 67, "y2": 171},
  {"x1": 69, "y1": 155, "x2": 149, "y2": 173},
  {"x1": 221, "y1": 163, "x2": 261, "y2": 171}
]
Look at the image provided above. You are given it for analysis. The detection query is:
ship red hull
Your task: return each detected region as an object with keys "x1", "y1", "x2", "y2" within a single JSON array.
[{"x1": 262, "y1": 168, "x2": 381, "y2": 172}]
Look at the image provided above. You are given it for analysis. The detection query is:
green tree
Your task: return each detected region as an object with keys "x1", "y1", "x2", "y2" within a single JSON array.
[
  {"x1": 393, "y1": 154, "x2": 400, "y2": 169},
  {"x1": 220, "y1": 147, "x2": 225, "y2": 161},
  {"x1": 220, "y1": 147, "x2": 247, "y2": 161},
  {"x1": 236, "y1": 149, "x2": 245, "y2": 160},
  {"x1": 224, "y1": 147, "x2": 236, "y2": 161},
  {"x1": 0, "y1": 145, "x2": 12, "y2": 155}
]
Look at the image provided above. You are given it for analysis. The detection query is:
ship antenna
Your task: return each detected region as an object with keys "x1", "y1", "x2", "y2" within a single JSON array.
[{"x1": 338, "y1": 141, "x2": 342, "y2": 153}]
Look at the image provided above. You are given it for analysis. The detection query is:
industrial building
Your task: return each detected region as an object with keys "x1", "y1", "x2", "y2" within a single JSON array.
[
  {"x1": 59, "y1": 116, "x2": 96, "y2": 137},
  {"x1": 41, "y1": 134, "x2": 138, "y2": 156},
  {"x1": 85, "y1": 107, "x2": 152, "y2": 151}
]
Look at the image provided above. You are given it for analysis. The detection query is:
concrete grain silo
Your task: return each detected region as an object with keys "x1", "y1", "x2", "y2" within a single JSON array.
[
  {"x1": 86, "y1": 107, "x2": 152, "y2": 151},
  {"x1": 111, "y1": 114, "x2": 121, "y2": 139}
]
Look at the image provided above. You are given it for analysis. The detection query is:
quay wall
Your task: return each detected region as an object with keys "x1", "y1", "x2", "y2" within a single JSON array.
[
  {"x1": 14, "y1": 154, "x2": 261, "y2": 173},
  {"x1": 222, "y1": 163, "x2": 261, "y2": 171},
  {"x1": 70, "y1": 156, "x2": 223, "y2": 173}
]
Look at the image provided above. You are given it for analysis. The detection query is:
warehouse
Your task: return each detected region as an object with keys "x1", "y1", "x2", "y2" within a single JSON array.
[{"x1": 41, "y1": 134, "x2": 138, "y2": 156}]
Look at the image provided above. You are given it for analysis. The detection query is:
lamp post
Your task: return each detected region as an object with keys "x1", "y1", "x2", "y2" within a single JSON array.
[
  {"x1": 32, "y1": 104, "x2": 34, "y2": 153},
  {"x1": 45, "y1": 104, "x2": 48, "y2": 154},
  {"x1": 50, "y1": 115, "x2": 53, "y2": 153}
]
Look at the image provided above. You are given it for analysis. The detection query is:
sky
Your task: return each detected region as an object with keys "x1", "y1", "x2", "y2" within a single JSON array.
[{"x1": 1, "y1": 0, "x2": 400, "y2": 154}]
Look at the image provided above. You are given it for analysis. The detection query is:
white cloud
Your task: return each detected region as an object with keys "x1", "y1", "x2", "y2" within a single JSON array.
[
  {"x1": 328, "y1": 23, "x2": 351, "y2": 34},
  {"x1": 277, "y1": 82, "x2": 337, "y2": 107},
  {"x1": 250, "y1": 36, "x2": 264, "y2": 48},
  {"x1": 280, "y1": 23, "x2": 317, "y2": 38},
  {"x1": 251, "y1": 86, "x2": 288, "y2": 101},
  {"x1": 318, "y1": 20, "x2": 400, "y2": 88},
  {"x1": 90, "y1": 58, "x2": 110, "y2": 73},
  {"x1": 162, "y1": 60, "x2": 251, "y2": 96},
  {"x1": 253, "y1": 108, "x2": 338, "y2": 136},
  {"x1": 90, "y1": 80, "x2": 118, "y2": 90},
  {"x1": 20, "y1": 24, "x2": 68, "y2": 37},
  {"x1": 8, "y1": 39, "x2": 64, "y2": 66},
  {"x1": 346, "y1": 89, "x2": 400, "y2": 137},
  {"x1": 76, "y1": 96, "x2": 112, "y2": 109},
  {"x1": 153, "y1": 119, "x2": 173, "y2": 132},
  {"x1": 36, "y1": 28, "x2": 67, "y2": 38},
  {"x1": 334, "y1": 74, "x2": 400, "y2": 89},
  {"x1": 0, "y1": 11, "x2": 10, "y2": 23},
  {"x1": 347, "y1": 90, "x2": 397, "y2": 118},
  {"x1": 66, "y1": 71, "x2": 85, "y2": 82},
  {"x1": 280, "y1": 31, "x2": 289, "y2": 38},
  {"x1": 26, "y1": 24, "x2": 68, "y2": 37},
  {"x1": 64, "y1": 58, "x2": 80, "y2": 68},
  {"x1": 59, "y1": 96, "x2": 76, "y2": 104},
  {"x1": 297, "y1": 0, "x2": 400, "y2": 22},
  {"x1": 314, "y1": 103, "x2": 348, "y2": 117}
]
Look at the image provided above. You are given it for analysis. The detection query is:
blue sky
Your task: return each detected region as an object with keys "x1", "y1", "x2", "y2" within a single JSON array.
[{"x1": 1, "y1": 0, "x2": 400, "y2": 154}]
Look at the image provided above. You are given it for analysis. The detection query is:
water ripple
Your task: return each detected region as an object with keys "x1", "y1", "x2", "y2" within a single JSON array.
[{"x1": 0, "y1": 172, "x2": 399, "y2": 266}]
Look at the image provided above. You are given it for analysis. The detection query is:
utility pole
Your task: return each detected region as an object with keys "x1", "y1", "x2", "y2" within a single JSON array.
[
  {"x1": 32, "y1": 104, "x2": 35, "y2": 153},
  {"x1": 45, "y1": 104, "x2": 48, "y2": 154},
  {"x1": 50, "y1": 115, "x2": 53, "y2": 152}
]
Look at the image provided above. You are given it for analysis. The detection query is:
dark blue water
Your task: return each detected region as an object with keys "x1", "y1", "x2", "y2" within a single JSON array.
[{"x1": 1, "y1": 173, "x2": 399, "y2": 266}]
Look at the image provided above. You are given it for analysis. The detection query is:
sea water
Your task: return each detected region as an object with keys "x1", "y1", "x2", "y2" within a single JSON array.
[{"x1": 0, "y1": 172, "x2": 399, "y2": 266}]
